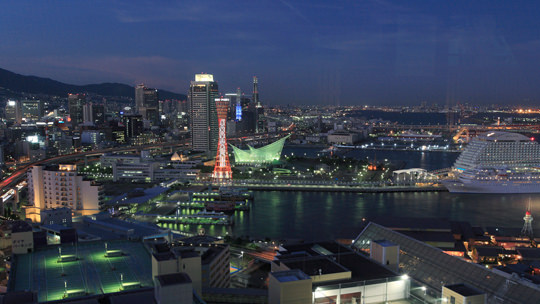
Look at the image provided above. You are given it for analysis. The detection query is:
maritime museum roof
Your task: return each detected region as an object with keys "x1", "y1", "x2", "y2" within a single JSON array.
[{"x1": 230, "y1": 135, "x2": 290, "y2": 164}]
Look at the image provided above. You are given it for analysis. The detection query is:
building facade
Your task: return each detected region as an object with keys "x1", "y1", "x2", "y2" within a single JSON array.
[
  {"x1": 21, "y1": 99, "x2": 44, "y2": 121},
  {"x1": 68, "y1": 93, "x2": 86, "y2": 127},
  {"x1": 189, "y1": 74, "x2": 219, "y2": 154},
  {"x1": 5, "y1": 99, "x2": 22, "y2": 124},
  {"x1": 26, "y1": 164, "x2": 103, "y2": 222},
  {"x1": 135, "y1": 84, "x2": 160, "y2": 126}
]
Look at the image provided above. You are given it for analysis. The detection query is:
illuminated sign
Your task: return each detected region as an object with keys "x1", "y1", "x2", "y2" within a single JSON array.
[
  {"x1": 195, "y1": 74, "x2": 214, "y2": 82},
  {"x1": 7, "y1": 100, "x2": 16, "y2": 106},
  {"x1": 26, "y1": 135, "x2": 39, "y2": 143}
]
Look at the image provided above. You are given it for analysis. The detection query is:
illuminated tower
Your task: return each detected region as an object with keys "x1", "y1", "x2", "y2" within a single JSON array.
[
  {"x1": 521, "y1": 207, "x2": 534, "y2": 239},
  {"x1": 253, "y1": 76, "x2": 265, "y2": 133},
  {"x1": 212, "y1": 97, "x2": 232, "y2": 183}
]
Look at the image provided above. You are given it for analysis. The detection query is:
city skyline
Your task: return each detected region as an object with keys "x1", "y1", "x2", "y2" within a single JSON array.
[{"x1": 2, "y1": 1, "x2": 540, "y2": 105}]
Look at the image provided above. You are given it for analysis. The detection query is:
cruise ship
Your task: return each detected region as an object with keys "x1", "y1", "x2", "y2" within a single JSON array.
[{"x1": 443, "y1": 131, "x2": 540, "y2": 193}]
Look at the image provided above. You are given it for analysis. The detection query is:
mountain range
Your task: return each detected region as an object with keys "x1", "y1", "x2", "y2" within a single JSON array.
[{"x1": 0, "y1": 67, "x2": 186, "y2": 100}]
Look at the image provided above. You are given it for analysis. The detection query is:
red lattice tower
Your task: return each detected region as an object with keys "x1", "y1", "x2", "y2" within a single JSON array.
[{"x1": 212, "y1": 98, "x2": 232, "y2": 183}]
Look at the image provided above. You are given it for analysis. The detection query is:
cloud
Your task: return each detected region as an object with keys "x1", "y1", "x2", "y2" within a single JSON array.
[
  {"x1": 113, "y1": 1, "x2": 205, "y2": 23},
  {"x1": 112, "y1": 1, "x2": 248, "y2": 24}
]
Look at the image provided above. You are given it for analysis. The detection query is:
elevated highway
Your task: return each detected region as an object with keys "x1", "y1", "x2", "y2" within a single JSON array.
[{"x1": 0, "y1": 141, "x2": 189, "y2": 193}]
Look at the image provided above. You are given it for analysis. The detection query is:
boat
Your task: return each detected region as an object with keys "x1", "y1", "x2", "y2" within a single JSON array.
[{"x1": 442, "y1": 131, "x2": 540, "y2": 193}]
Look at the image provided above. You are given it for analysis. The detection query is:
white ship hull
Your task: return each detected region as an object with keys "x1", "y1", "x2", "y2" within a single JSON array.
[{"x1": 442, "y1": 179, "x2": 540, "y2": 194}]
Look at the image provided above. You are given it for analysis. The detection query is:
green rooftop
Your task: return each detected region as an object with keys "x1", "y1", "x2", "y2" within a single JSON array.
[
  {"x1": 8, "y1": 240, "x2": 152, "y2": 302},
  {"x1": 230, "y1": 135, "x2": 290, "y2": 165}
]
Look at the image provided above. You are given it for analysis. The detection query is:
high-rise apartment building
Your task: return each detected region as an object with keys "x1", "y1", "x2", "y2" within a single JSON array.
[
  {"x1": 5, "y1": 99, "x2": 22, "y2": 124},
  {"x1": 189, "y1": 74, "x2": 219, "y2": 154},
  {"x1": 21, "y1": 99, "x2": 44, "y2": 121},
  {"x1": 26, "y1": 164, "x2": 103, "y2": 222},
  {"x1": 68, "y1": 93, "x2": 86, "y2": 127}
]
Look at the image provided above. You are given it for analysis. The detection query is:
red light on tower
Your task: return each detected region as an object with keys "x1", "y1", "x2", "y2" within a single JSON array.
[
  {"x1": 531, "y1": 137, "x2": 535, "y2": 141},
  {"x1": 212, "y1": 98, "x2": 232, "y2": 184}
]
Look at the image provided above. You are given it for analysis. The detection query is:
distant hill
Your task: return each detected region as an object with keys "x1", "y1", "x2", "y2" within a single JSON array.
[{"x1": 0, "y1": 67, "x2": 186, "y2": 100}]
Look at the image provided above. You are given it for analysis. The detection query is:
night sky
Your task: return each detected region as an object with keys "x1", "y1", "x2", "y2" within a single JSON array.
[{"x1": 1, "y1": 0, "x2": 540, "y2": 106}]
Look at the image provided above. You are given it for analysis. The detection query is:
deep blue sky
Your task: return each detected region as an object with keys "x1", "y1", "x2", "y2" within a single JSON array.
[{"x1": 1, "y1": 0, "x2": 540, "y2": 106}]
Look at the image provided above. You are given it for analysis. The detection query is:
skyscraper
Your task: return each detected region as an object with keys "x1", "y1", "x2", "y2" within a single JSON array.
[
  {"x1": 135, "y1": 84, "x2": 145, "y2": 112},
  {"x1": 21, "y1": 99, "x2": 44, "y2": 121},
  {"x1": 5, "y1": 99, "x2": 22, "y2": 124},
  {"x1": 92, "y1": 104, "x2": 106, "y2": 125},
  {"x1": 123, "y1": 114, "x2": 143, "y2": 140},
  {"x1": 134, "y1": 84, "x2": 159, "y2": 126},
  {"x1": 82, "y1": 102, "x2": 93, "y2": 125},
  {"x1": 189, "y1": 74, "x2": 219, "y2": 154},
  {"x1": 68, "y1": 93, "x2": 86, "y2": 127}
]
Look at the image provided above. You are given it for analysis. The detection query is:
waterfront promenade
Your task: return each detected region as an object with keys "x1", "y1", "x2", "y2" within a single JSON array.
[{"x1": 195, "y1": 180, "x2": 445, "y2": 193}]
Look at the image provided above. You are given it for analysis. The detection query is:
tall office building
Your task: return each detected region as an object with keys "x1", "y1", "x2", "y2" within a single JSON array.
[
  {"x1": 82, "y1": 102, "x2": 93, "y2": 125},
  {"x1": 92, "y1": 104, "x2": 106, "y2": 125},
  {"x1": 21, "y1": 99, "x2": 44, "y2": 121},
  {"x1": 123, "y1": 114, "x2": 143, "y2": 140},
  {"x1": 5, "y1": 99, "x2": 22, "y2": 124},
  {"x1": 189, "y1": 74, "x2": 219, "y2": 154},
  {"x1": 135, "y1": 84, "x2": 145, "y2": 112},
  {"x1": 135, "y1": 84, "x2": 159, "y2": 126},
  {"x1": 68, "y1": 93, "x2": 86, "y2": 127}
]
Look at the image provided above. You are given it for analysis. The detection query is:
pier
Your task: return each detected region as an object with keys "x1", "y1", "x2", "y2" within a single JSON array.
[
  {"x1": 194, "y1": 181, "x2": 447, "y2": 193},
  {"x1": 156, "y1": 211, "x2": 234, "y2": 226}
]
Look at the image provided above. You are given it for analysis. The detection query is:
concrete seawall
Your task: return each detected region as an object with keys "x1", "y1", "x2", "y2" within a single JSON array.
[{"x1": 243, "y1": 185, "x2": 447, "y2": 193}]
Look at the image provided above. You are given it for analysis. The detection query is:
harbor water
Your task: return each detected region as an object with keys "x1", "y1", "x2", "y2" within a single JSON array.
[{"x1": 159, "y1": 149, "x2": 539, "y2": 241}]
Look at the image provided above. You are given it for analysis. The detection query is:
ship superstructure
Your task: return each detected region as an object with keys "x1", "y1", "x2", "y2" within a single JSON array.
[{"x1": 443, "y1": 132, "x2": 540, "y2": 193}]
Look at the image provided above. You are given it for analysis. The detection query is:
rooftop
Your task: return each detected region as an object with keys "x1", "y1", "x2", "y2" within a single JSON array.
[
  {"x1": 445, "y1": 283, "x2": 484, "y2": 296},
  {"x1": 11, "y1": 220, "x2": 32, "y2": 233},
  {"x1": 354, "y1": 222, "x2": 540, "y2": 304},
  {"x1": 8, "y1": 240, "x2": 153, "y2": 302},
  {"x1": 371, "y1": 216, "x2": 451, "y2": 232},
  {"x1": 156, "y1": 272, "x2": 192, "y2": 286},
  {"x1": 373, "y1": 240, "x2": 397, "y2": 247},
  {"x1": 278, "y1": 256, "x2": 349, "y2": 277},
  {"x1": 272, "y1": 269, "x2": 311, "y2": 283},
  {"x1": 480, "y1": 131, "x2": 531, "y2": 142},
  {"x1": 276, "y1": 241, "x2": 397, "y2": 283}
]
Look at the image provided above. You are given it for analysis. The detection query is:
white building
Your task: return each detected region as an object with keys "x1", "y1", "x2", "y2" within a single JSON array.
[
  {"x1": 101, "y1": 152, "x2": 200, "y2": 182},
  {"x1": 327, "y1": 130, "x2": 360, "y2": 145},
  {"x1": 26, "y1": 164, "x2": 103, "y2": 222}
]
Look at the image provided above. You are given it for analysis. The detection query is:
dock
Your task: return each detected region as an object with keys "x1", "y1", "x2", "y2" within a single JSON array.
[
  {"x1": 157, "y1": 211, "x2": 234, "y2": 226},
  {"x1": 240, "y1": 184, "x2": 446, "y2": 193}
]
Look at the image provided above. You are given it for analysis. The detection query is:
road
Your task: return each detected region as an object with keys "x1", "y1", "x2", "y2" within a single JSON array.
[{"x1": 0, "y1": 141, "x2": 189, "y2": 193}]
